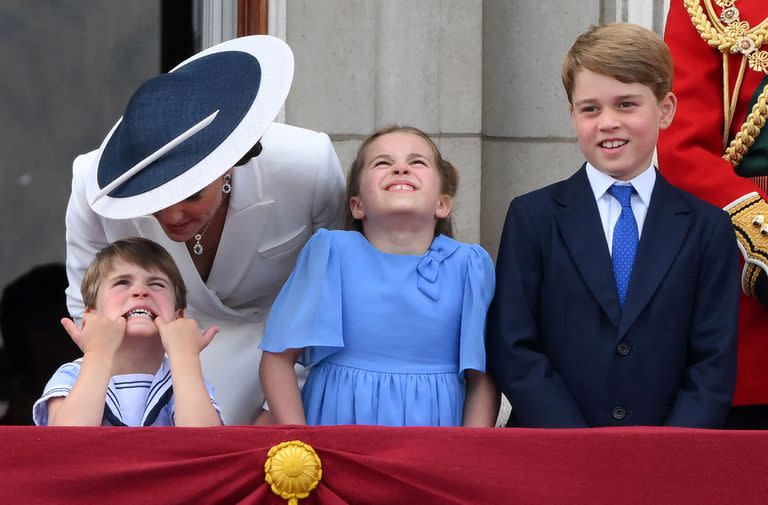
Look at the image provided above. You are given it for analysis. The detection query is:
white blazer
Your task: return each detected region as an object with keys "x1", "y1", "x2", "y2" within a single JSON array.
[{"x1": 65, "y1": 122, "x2": 346, "y2": 424}]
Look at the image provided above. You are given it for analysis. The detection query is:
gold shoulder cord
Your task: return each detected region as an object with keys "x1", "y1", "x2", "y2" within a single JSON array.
[{"x1": 685, "y1": 0, "x2": 768, "y2": 167}]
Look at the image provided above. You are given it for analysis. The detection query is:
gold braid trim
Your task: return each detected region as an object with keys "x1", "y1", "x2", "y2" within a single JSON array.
[
  {"x1": 685, "y1": 0, "x2": 768, "y2": 167},
  {"x1": 725, "y1": 192, "x2": 768, "y2": 294},
  {"x1": 685, "y1": 0, "x2": 732, "y2": 51},
  {"x1": 685, "y1": 0, "x2": 768, "y2": 48},
  {"x1": 725, "y1": 82, "x2": 768, "y2": 165},
  {"x1": 744, "y1": 262, "x2": 761, "y2": 296}
]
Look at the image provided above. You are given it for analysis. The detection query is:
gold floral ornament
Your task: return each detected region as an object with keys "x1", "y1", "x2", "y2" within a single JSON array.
[
  {"x1": 264, "y1": 441, "x2": 322, "y2": 505},
  {"x1": 686, "y1": 0, "x2": 768, "y2": 165},
  {"x1": 749, "y1": 50, "x2": 768, "y2": 72},
  {"x1": 726, "y1": 21, "x2": 749, "y2": 40}
]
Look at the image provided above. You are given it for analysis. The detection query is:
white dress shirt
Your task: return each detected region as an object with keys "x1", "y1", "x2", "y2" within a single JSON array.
[{"x1": 585, "y1": 163, "x2": 656, "y2": 256}]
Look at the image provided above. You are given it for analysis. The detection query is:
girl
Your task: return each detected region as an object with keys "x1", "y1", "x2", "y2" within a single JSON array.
[{"x1": 259, "y1": 126, "x2": 498, "y2": 427}]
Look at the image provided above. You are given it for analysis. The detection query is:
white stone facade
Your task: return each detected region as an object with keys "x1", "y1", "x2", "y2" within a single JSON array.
[{"x1": 277, "y1": 0, "x2": 669, "y2": 254}]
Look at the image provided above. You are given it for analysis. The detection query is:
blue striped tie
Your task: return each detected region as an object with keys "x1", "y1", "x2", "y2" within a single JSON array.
[{"x1": 609, "y1": 184, "x2": 638, "y2": 308}]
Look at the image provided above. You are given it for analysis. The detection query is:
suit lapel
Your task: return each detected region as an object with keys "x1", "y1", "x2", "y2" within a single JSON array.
[
  {"x1": 553, "y1": 166, "x2": 621, "y2": 327},
  {"x1": 204, "y1": 157, "x2": 278, "y2": 297},
  {"x1": 131, "y1": 160, "x2": 276, "y2": 318},
  {"x1": 617, "y1": 173, "x2": 691, "y2": 338}
]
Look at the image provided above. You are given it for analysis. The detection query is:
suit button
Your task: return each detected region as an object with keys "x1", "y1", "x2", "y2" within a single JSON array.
[
  {"x1": 617, "y1": 341, "x2": 631, "y2": 356},
  {"x1": 612, "y1": 406, "x2": 626, "y2": 420}
]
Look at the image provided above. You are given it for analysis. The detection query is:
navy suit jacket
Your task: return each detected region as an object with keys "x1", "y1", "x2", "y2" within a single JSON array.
[{"x1": 486, "y1": 166, "x2": 739, "y2": 428}]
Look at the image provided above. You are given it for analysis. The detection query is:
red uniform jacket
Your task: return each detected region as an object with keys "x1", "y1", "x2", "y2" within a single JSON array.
[{"x1": 659, "y1": 0, "x2": 768, "y2": 406}]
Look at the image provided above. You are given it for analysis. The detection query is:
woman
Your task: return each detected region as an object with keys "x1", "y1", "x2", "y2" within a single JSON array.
[{"x1": 64, "y1": 36, "x2": 345, "y2": 424}]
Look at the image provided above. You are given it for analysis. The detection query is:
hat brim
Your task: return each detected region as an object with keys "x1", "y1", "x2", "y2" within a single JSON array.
[{"x1": 86, "y1": 35, "x2": 293, "y2": 219}]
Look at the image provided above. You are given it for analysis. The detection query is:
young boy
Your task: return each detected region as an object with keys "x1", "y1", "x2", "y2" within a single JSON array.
[
  {"x1": 33, "y1": 237, "x2": 223, "y2": 426},
  {"x1": 486, "y1": 23, "x2": 740, "y2": 428}
]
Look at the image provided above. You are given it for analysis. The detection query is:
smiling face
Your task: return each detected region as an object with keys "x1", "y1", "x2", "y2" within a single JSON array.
[
  {"x1": 90, "y1": 259, "x2": 181, "y2": 338},
  {"x1": 152, "y1": 176, "x2": 225, "y2": 242},
  {"x1": 570, "y1": 69, "x2": 676, "y2": 181},
  {"x1": 349, "y1": 132, "x2": 452, "y2": 232}
]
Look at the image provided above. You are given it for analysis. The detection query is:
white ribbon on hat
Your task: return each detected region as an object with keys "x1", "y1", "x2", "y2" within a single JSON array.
[{"x1": 91, "y1": 110, "x2": 220, "y2": 204}]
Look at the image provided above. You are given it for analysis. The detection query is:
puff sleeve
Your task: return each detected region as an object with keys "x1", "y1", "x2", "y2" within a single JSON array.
[
  {"x1": 458, "y1": 244, "x2": 495, "y2": 375},
  {"x1": 260, "y1": 228, "x2": 344, "y2": 366},
  {"x1": 32, "y1": 360, "x2": 81, "y2": 426}
]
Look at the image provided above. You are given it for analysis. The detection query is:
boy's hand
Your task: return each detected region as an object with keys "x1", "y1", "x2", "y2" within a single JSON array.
[
  {"x1": 155, "y1": 316, "x2": 219, "y2": 358},
  {"x1": 61, "y1": 312, "x2": 126, "y2": 358}
]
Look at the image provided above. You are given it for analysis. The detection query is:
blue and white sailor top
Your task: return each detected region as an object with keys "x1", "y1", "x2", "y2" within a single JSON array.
[{"x1": 32, "y1": 357, "x2": 224, "y2": 426}]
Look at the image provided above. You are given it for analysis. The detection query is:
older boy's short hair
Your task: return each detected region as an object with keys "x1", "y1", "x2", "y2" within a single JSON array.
[
  {"x1": 562, "y1": 23, "x2": 673, "y2": 104},
  {"x1": 81, "y1": 237, "x2": 186, "y2": 311}
]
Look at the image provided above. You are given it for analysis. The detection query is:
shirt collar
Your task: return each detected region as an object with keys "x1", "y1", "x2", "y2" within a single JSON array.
[
  {"x1": 104, "y1": 356, "x2": 173, "y2": 426},
  {"x1": 585, "y1": 162, "x2": 656, "y2": 206}
]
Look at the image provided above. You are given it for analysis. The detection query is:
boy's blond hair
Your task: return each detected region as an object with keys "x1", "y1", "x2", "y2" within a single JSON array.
[
  {"x1": 81, "y1": 237, "x2": 187, "y2": 311},
  {"x1": 562, "y1": 23, "x2": 673, "y2": 104}
]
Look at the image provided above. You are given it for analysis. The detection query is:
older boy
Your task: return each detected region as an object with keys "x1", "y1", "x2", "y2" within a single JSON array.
[
  {"x1": 487, "y1": 23, "x2": 739, "y2": 428},
  {"x1": 34, "y1": 237, "x2": 223, "y2": 426}
]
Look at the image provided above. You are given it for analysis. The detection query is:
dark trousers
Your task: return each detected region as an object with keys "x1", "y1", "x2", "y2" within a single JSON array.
[
  {"x1": 502, "y1": 406, "x2": 768, "y2": 429},
  {"x1": 724, "y1": 405, "x2": 768, "y2": 430}
]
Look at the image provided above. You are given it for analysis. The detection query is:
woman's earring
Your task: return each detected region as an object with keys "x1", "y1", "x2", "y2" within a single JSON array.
[{"x1": 222, "y1": 173, "x2": 232, "y2": 194}]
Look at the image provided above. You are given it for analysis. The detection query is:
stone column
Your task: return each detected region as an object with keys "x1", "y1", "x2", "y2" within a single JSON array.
[{"x1": 284, "y1": 0, "x2": 483, "y2": 243}]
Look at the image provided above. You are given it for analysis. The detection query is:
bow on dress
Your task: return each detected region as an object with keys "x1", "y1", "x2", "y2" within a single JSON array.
[{"x1": 416, "y1": 235, "x2": 460, "y2": 301}]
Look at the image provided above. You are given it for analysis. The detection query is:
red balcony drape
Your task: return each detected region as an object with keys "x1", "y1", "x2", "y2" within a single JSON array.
[{"x1": 2, "y1": 425, "x2": 767, "y2": 504}]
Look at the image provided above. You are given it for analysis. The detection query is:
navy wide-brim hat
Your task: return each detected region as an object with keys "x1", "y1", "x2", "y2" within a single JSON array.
[{"x1": 86, "y1": 35, "x2": 293, "y2": 219}]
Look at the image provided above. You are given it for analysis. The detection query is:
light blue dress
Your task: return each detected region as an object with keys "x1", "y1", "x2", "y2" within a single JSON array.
[{"x1": 260, "y1": 229, "x2": 495, "y2": 426}]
